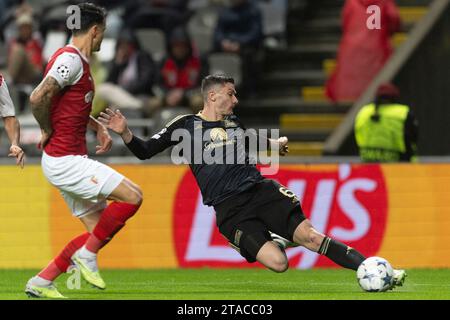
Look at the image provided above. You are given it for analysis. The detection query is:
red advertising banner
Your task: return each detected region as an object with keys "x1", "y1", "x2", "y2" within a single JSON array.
[{"x1": 174, "y1": 164, "x2": 388, "y2": 269}]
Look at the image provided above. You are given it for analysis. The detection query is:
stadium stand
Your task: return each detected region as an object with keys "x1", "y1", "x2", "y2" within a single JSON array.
[{"x1": 0, "y1": 0, "x2": 439, "y2": 158}]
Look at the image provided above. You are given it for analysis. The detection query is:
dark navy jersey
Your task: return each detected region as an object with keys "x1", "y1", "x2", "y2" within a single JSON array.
[{"x1": 125, "y1": 114, "x2": 269, "y2": 206}]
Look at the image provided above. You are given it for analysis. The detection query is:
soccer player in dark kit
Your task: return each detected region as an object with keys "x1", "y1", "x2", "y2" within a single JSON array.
[{"x1": 99, "y1": 74, "x2": 406, "y2": 288}]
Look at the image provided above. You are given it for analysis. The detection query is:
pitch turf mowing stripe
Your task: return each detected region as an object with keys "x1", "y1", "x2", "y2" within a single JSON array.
[{"x1": 0, "y1": 269, "x2": 449, "y2": 300}]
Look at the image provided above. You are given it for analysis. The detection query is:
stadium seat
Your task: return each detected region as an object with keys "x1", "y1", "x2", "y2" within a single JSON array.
[
  {"x1": 152, "y1": 107, "x2": 192, "y2": 132},
  {"x1": 208, "y1": 53, "x2": 242, "y2": 86},
  {"x1": 188, "y1": 0, "x2": 210, "y2": 10},
  {"x1": 27, "y1": 0, "x2": 66, "y2": 14},
  {"x1": 43, "y1": 31, "x2": 67, "y2": 62},
  {"x1": 258, "y1": 0, "x2": 287, "y2": 36},
  {"x1": 136, "y1": 29, "x2": 167, "y2": 63},
  {"x1": 187, "y1": 7, "x2": 219, "y2": 56}
]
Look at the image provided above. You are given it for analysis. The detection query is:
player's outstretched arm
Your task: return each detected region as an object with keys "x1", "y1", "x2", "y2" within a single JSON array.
[
  {"x1": 99, "y1": 108, "x2": 185, "y2": 160},
  {"x1": 30, "y1": 76, "x2": 61, "y2": 148},
  {"x1": 3, "y1": 116, "x2": 25, "y2": 168}
]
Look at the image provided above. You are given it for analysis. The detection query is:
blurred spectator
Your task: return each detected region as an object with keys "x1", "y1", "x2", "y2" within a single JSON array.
[
  {"x1": 14, "y1": 0, "x2": 33, "y2": 18},
  {"x1": 354, "y1": 83, "x2": 418, "y2": 162},
  {"x1": 1, "y1": 0, "x2": 34, "y2": 42},
  {"x1": 325, "y1": 0, "x2": 401, "y2": 103},
  {"x1": 96, "y1": 30, "x2": 158, "y2": 117},
  {"x1": 7, "y1": 14, "x2": 42, "y2": 84},
  {"x1": 156, "y1": 27, "x2": 204, "y2": 113},
  {"x1": 213, "y1": 0, "x2": 263, "y2": 98},
  {"x1": 7, "y1": 13, "x2": 43, "y2": 113},
  {"x1": 123, "y1": 0, "x2": 189, "y2": 36}
]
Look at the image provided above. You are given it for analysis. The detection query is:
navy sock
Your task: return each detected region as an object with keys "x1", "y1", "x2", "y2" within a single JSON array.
[{"x1": 319, "y1": 237, "x2": 366, "y2": 271}]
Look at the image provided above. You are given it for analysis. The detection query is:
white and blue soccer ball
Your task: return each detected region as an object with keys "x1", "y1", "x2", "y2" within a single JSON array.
[{"x1": 357, "y1": 256, "x2": 394, "y2": 292}]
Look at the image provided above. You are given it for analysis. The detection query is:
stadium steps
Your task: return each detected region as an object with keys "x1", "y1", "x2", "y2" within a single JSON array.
[
  {"x1": 399, "y1": 6, "x2": 428, "y2": 25},
  {"x1": 285, "y1": 142, "x2": 324, "y2": 156},
  {"x1": 238, "y1": 0, "x2": 432, "y2": 157},
  {"x1": 323, "y1": 59, "x2": 337, "y2": 76},
  {"x1": 280, "y1": 114, "x2": 344, "y2": 131}
]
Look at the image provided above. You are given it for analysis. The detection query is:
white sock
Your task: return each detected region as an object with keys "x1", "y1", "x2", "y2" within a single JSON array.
[
  {"x1": 78, "y1": 246, "x2": 97, "y2": 259},
  {"x1": 32, "y1": 276, "x2": 52, "y2": 287}
]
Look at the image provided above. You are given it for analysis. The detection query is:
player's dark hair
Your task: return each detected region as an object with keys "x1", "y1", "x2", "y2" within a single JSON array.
[
  {"x1": 71, "y1": 2, "x2": 107, "y2": 36},
  {"x1": 201, "y1": 74, "x2": 235, "y2": 101}
]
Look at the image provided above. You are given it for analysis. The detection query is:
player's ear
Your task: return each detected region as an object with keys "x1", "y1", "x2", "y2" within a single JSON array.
[
  {"x1": 209, "y1": 91, "x2": 216, "y2": 102},
  {"x1": 91, "y1": 24, "x2": 102, "y2": 38},
  {"x1": 89, "y1": 25, "x2": 97, "y2": 39}
]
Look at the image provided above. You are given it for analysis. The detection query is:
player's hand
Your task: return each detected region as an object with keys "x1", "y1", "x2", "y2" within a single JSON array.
[
  {"x1": 99, "y1": 108, "x2": 134, "y2": 144},
  {"x1": 278, "y1": 136, "x2": 289, "y2": 156},
  {"x1": 99, "y1": 108, "x2": 128, "y2": 135},
  {"x1": 8, "y1": 145, "x2": 25, "y2": 168},
  {"x1": 95, "y1": 125, "x2": 112, "y2": 154},
  {"x1": 37, "y1": 129, "x2": 52, "y2": 150}
]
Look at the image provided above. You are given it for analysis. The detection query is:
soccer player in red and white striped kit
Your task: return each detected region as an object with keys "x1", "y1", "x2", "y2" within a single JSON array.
[{"x1": 25, "y1": 3, "x2": 142, "y2": 298}]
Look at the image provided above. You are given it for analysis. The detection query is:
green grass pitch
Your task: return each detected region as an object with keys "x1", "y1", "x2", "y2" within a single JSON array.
[{"x1": 1, "y1": 268, "x2": 449, "y2": 300}]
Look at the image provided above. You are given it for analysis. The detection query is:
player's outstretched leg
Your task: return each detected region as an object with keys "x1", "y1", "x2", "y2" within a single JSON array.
[
  {"x1": 25, "y1": 232, "x2": 90, "y2": 298},
  {"x1": 292, "y1": 219, "x2": 407, "y2": 289},
  {"x1": 293, "y1": 219, "x2": 365, "y2": 270},
  {"x1": 72, "y1": 179, "x2": 142, "y2": 289}
]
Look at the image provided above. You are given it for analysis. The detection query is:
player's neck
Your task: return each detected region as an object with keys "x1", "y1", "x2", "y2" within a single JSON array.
[
  {"x1": 71, "y1": 37, "x2": 93, "y2": 60},
  {"x1": 198, "y1": 109, "x2": 224, "y2": 122}
]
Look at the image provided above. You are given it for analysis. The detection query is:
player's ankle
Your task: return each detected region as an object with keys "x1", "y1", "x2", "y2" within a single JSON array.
[
  {"x1": 78, "y1": 246, "x2": 97, "y2": 258},
  {"x1": 31, "y1": 276, "x2": 53, "y2": 287}
]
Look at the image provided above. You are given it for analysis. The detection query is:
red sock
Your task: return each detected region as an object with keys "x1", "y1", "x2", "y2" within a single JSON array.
[
  {"x1": 38, "y1": 232, "x2": 90, "y2": 281},
  {"x1": 85, "y1": 202, "x2": 140, "y2": 254}
]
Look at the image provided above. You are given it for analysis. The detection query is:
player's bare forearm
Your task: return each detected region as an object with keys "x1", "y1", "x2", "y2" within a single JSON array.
[
  {"x1": 88, "y1": 116, "x2": 112, "y2": 154},
  {"x1": 88, "y1": 116, "x2": 101, "y2": 132},
  {"x1": 3, "y1": 116, "x2": 25, "y2": 168},
  {"x1": 2, "y1": 116, "x2": 20, "y2": 146},
  {"x1": 30, "y1": 76, "x2": 60, "y2": 133}
]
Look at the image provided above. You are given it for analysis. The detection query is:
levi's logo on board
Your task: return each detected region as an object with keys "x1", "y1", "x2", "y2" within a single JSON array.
[{"x1": 173, "y1": 164, "x2": 388, "y2": 269}]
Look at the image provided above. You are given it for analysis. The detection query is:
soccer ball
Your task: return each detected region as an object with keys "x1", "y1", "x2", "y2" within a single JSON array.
[{"x1": 357, "y1": 256, "x2": 394, "y2": 292}]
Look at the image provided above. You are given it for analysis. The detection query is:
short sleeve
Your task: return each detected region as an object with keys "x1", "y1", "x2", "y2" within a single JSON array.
[
  {"x1": 46, "y1": 52, "x2": 83, "y2": 88},
  {"x1": 0, "y1": 78, "x2": 15, "y2": 117}
]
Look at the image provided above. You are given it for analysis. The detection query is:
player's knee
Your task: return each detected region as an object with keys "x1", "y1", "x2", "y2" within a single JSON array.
[
  {"x1": 133, "y1": 185, "x2": 144, "y2": 202},
  {"x1": 124, "y1": 187, "x2": 143, "y2": 206},
  {"x1": 268, "y1": 252, "x2": 289, "y2": 273},
  {"x1": 270, "y1": 257, "x2": 289, "y2": 273}
]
